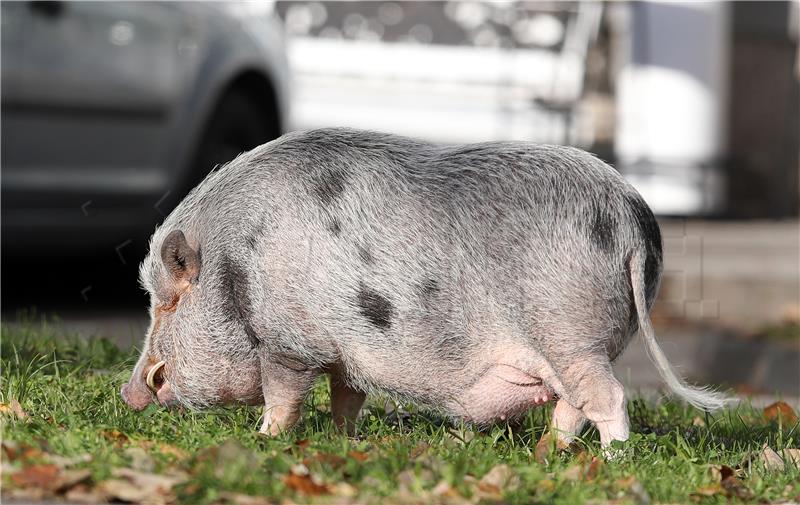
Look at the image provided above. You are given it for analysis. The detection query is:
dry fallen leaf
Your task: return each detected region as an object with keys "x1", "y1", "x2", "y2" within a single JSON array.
[
  {"x1": 136, "y1": 440, "x2": 189, "y2": 460},
  {"x1": 1, "y1": 440, "x2": 42, "y2": 462},
  {"x1": 10, "y1": 464, "x2": 60, "y2": 489},
  {"x1": 305, "y1": 452, "x2": 346, "y2": 469},
  {"x1": 284, "y1": 472, "x2": 330, "y2": 496},
  {"x1": 537, "y1": 479, "x2": 556, "y2": 492},
  {"x1": 562, "y1": 464, "x2": 584, "y2": 482},
  {"x1": 347, "y1": 450, "x2": 369, "y2": 462},
  {"x1": 615, "y1": 476, "x2": 650, "y2": 505},
  {"x1": 693, "y1": 484, "x2": 723, "y2": 497},
  {"x1": 100, "y1": 429, "x2": 129, "y2": 447},
  {"x1": 585, "y1": 457, "x2": 604, "y2": 480},
  {"x1": 721, "y1": 475, "x2": 752, "y2": 500},
  {"x1": 432, "y1": 479, "x2": 464, "y2": 500},
  {"x1": 48, "y1": 453, "x2": 93, "y2": 468},
  {"x1": 782, "y1": 448, "x2": 800, "y2": 466},
  {"x1": 764, "y1": 401, "x2": 799, "y2": 425},
  {"x1": 409, "y1": 441, "x2": 429, "y2": 460},
  {"x1": 54, "y1": 469, "x2": 92, "y2": 492},
  {"x1": 761, "y1": 445, "x2": 787, "y2": 471},
  {"x1": 478, "y1": 464, "x2": 519, "y2": 494},
  {"x1": 98, "y1": 478, "x2": 153, "y2": 503},
  {"x1": 124, "y1": 446, "x2": 156, "y2": 472},
  {"x1": 218, "y1": 491, "x2": 273, "y2": 505},
  {"x1": 691, "y1": 416, "x2": 706, "y2": 427},
  {"x1": 64, "y1": 483, "x2": 107, "y2": 504},
  {"x1": 0, "y1": 399, "x2": 29, "y2": 421},
  {"x1": 534, "y1": 433, "x2": 569, "y2": 465},
  {"x1": 96, "y1": 467, "x2": 187, "y2": 505},
  {"x1": 330, "y1": 482, "x2": 358, "y2": 498}
]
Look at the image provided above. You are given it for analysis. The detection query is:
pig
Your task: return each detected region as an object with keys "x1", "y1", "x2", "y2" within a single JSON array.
[{"x1": 121, "y1": 128, "x2": 729, "y2": 447}]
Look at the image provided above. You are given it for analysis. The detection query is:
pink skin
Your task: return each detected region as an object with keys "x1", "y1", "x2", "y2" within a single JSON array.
[{"x1": 120, "y1": 361, "x2": 178, "y2": 410}]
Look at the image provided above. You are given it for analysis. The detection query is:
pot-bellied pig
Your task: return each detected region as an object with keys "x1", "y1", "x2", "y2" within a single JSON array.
[{"x1": 121, "y1": 128, "x2": 728, "y2": 447}]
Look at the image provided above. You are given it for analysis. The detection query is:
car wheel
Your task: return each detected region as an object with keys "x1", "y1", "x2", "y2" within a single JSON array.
[{"x1": 185, "y1": 89, "x2": 279, "y2": 194}]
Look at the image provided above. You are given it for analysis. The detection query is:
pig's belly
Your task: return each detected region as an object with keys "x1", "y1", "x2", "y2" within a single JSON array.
[{"x1": 449, "y1": 363, "x2": 555, "y2": 425}]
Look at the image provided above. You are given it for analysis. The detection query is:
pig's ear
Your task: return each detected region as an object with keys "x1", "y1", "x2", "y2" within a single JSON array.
[{"x1": 160, "y1": 230, "x2": 201, "y2": 286}]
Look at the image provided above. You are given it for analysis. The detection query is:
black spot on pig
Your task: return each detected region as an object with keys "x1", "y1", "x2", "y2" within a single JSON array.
[
  {"x1": 356, "y1": 282, "x2": 394, "y2": 330},
  {"x1": 328, "y1": 218, "x2": 341, "y2": 236},
  {"x1": 419, "y1": 278, "x2": 440, "y2": 307},
  {"x1": 315, "y1": 167, "x2": 347, "y2": 206},
  {"x1": 357, "y1": 244, "x2": 373, "y2": 264},
  {"x1": 220, "y1": 254, "x2": 260, "y2": 347},
  {"x1": 624, "y1": 193, "x2": 663, "y2": 304},
  {"x1": 589, "y1": 208, "x2": 616, "y2": 253},
  {"x1": 245, "y1": 235, "x2": 259, "y2": 250}
]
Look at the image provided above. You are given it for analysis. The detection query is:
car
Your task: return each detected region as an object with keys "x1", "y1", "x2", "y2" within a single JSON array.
[{"x1": 1, "y1": 1, "x2": 290, "y2": 253}]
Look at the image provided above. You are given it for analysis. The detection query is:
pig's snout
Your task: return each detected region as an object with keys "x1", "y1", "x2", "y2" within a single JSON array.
[
  {"x1": 121, "y1": 360, "x2": 177, "y2": 410},
  {"x1": 120, "y1": 381, "x2": 153, "y2": 411},
  {"x1": 155, "y1": 381, "x2": 178, "y2": 407}
]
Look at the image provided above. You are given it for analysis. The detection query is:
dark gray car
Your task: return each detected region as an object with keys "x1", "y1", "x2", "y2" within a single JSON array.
[{"x1": 1, "y1": 1, "x2": 290, "y2": 251}]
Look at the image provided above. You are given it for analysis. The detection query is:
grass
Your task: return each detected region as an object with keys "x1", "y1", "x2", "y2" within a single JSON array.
[{"x1": 1, "y1": 318, "x2": 799, "y2": 504}]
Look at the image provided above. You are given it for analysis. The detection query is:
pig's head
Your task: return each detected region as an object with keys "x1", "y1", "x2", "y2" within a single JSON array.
[{"x1": 121, "y1": 229, "x2": 263, "y2": 411}]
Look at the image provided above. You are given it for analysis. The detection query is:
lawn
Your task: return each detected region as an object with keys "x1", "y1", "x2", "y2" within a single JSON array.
[{"x1": 2, "y1": 319, "x2": 799, "y2": 504}]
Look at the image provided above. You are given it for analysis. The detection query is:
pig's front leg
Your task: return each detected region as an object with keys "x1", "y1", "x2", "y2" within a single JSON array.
[
  {"x1": 539, "y1": 398, "x2": 587, "y2": 450},
  {"x1": 258, "y1": 357, "x2": 318, "y2": 436},
  {"x1": 330, "y1": 372, "x2": 366, "y2": 436}
]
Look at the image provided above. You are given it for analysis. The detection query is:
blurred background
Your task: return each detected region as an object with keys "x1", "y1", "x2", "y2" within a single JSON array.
[{"x1": 2, "y1": 1, "x2": 798, "y2": 397}]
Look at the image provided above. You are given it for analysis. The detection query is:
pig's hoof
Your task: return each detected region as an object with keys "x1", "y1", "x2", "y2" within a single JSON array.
[
  {"x1": 534, "y1": 433, "x2": 570, "y2": 464},
  {"x1": 258, "y1": 424, "x2": 281, "y2": 437}
]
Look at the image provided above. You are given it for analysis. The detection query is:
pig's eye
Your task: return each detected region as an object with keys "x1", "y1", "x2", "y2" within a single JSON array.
[{"x1": 145, "y1": 360, "x2": 166, "y2": 393}]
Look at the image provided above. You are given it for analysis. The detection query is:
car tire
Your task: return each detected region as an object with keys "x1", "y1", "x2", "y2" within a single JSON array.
[{"x1": 184, "y1": 89, "x2": 279, "y2": 195}]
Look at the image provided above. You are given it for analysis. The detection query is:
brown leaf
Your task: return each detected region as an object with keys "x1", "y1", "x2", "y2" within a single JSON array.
[
  {"x1": 10, "y1": 464, "x2": 60, "y2": 490},
  {"x1": 761, "y1": 445, "x2": 786, "y2": 471},
  {"x1": 709, "y1": 464, "x2": 737, "y2": 482},
  {"x1": 64, "y1": 484, "x2": 107, "y2": 504},
  {"x1": 534, "y1": 433, "x2": 568, "y2": 465},
  {"x1": 305, "y1": 452, "x2": 346, "y2": 469},
  {"x1": 136, "y1": 440, "x2": 188, "y2": 460},
  {"x1": 98, "y1": 478, "x2": 153, "y2": 503},
  {"x1": 615, "y1": 476, "x2": 650, "y2": 504},
  {"x1": 1, "y1": 400, "x2": 29, "y2": 422},
  {"x1": 329, "y1": 482, "x2": 358, "y2": 497},
  {"x1": 431, "y1": 479, "x2": 466, "y2": 501},
  {"x1": 100, "y1": 429, "x2": 129, "y2": 447},
  {"x1": 295, "y1": 438, "x2": 311, "y2": 450},
  {"x1": 284, "y1": 473, "x2": 330, "y2": 496},
  {"x1": 561, "y1": 464, "x2": 583, "y2": 482},
  {"x1": 693, "y1": 484, "x2": 723, "y2": 497},
  {"x1": 691, "y1": 416, "x2": 706, "y2": 427},
  {"x1": 347, "y1": 450, "x2": 369, "y2": 462},
  {"x1": 48, "y1": 453, "x2": 93, "y2": 468},
  {"x1": 100, "y1": 467, "x2": 187, "y2": 503},
  {"x1": 218, "y1": 491, "x2": 273, "y2": 505},
  {"x1": 721, "y1": 475, "x2": 753, "y2": 500},
  {"x1": 124, "y1": 446, "x2": 156, "y2": 472},
  {"x1": 409, "y1": 441, "x2": 429, "y2": 460},
  {"x1": 537, "y1": 479, "x2": 556, "y2": 492},
  {"x1": 782, "y1": 448, "x2": 800, "y2": 465},
  {"x1": 54, "y1": 469, "x2": 93, "y2": 492},
  {"x1": 763, "y1": 401, "x2": 799, "y2": 425},
  {"x1": 478, "y1": 464, "x2": 518, "y2": 494},
  {"x1": 585, "y1": 457, "x2": 604, "y2": 481}
]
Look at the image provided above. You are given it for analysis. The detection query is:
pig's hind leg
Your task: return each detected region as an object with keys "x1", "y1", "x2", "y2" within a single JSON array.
[{"x1": 552, "y1": 356, "x2": 629, "y2": 448}]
